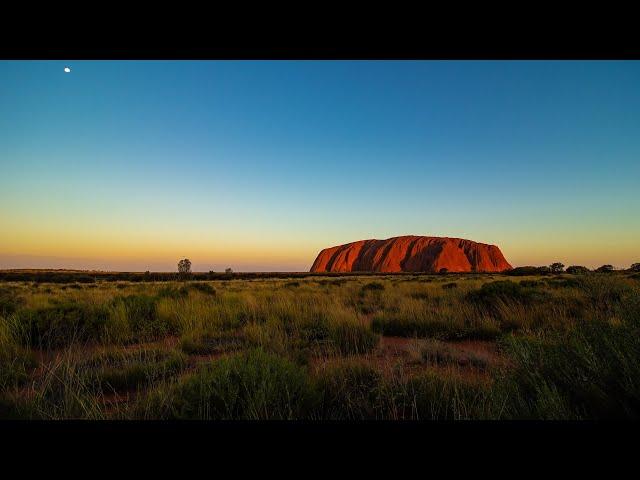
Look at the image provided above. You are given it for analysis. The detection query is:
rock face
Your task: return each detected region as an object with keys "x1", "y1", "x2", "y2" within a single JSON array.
[{"x1": 310, "y1": 236, "x2": 511, "y2": 273}]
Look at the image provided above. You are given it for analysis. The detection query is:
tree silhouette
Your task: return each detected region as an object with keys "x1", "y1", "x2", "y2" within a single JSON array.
[
  {"x1": 596, "y1": 264, "x2": 614, "y2": 273},
  {"x1": 178, "y1": 258, "x2": 192, "y2": 277},
  {"x1": 550, "y1": 262, "x2": 565, "y2": 273},
  {"x1": 566, "y1": 265, "x2": 589, "y2": 274},
  {"x1": 630, "y1": 263, "x2": 640, "y2": 272}
]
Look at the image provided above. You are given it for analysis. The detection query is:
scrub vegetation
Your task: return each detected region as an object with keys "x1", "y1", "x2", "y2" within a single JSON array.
[{"x1": 1, "y1": 271, "x2": 639, "y2": 420}]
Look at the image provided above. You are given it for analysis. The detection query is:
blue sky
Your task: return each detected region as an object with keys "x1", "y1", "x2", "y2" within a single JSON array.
[{"x1": 1, "y1": 60, "x2": 639, "y2": 270}]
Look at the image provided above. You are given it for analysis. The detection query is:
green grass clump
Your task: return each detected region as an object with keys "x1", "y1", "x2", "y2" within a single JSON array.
[
  {"x1": 81, "y1": 348, "x2": 187, "y2": 392},
  {"x1": 180, "y1": 330, "x2": 245, "y2": 355},
  {"x1": 327, "y1": 321, "x2": 379, "y2": 355},
  {"x1": 0, "y1": 345, "x2": 37, "y2": 390},
  {"x1": 402, "y1": 371, "x2": 491, "y2": 420},
  {"x1": 467, "y1": 280, "x2": 547, "y2": 310},
  {"x1": 497, "y1": 306, "x2": 640, "y2": 419},
  {"x1": 157, "y1": 285, "x2": 189, "y2": 299},
  {"x1": 371, "y1": 313, "x2": 500, "y2": 341},
  {"x1": 111, "y1": 295, "x2": 177, "y2": 342},
  {"x1": 16, "y1": 302, "x2": 110, "y2": 348},
  {"x1": 311, "y1": 361, "x2": 383, "y2": 419},
  {"x1": 0, "y1": 287, "x2": 25, "y2": 316},
  {"x1": 143, "y1": 349, "x2": 311, "y2": 420},
  {"x1": 188, "y1": 282, "x2": 217, "y2": 295}
]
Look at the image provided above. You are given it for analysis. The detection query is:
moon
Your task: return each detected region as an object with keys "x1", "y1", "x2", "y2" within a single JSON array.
[{"x1": 64, "y1": 67, "x2": 71, "y2": 73}]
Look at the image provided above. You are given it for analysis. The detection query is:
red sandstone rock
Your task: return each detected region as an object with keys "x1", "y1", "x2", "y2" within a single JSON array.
[{"x1": 310, "y1": 236, "x2": 512, "y2": 273}]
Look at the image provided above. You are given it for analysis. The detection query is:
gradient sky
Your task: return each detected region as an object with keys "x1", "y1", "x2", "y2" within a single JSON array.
[{"x1": 1, "y1": 61, "x2": 639, "y2": 271}]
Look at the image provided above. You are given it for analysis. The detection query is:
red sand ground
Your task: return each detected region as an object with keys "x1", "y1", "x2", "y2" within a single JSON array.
[{"x1": 310, "y1": 235, "x2": 512, "y2": 273}]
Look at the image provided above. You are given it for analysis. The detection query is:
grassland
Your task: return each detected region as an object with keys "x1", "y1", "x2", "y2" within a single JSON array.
[{"x1": 1, "y1": 271, "x2": 639, "y2": 420}]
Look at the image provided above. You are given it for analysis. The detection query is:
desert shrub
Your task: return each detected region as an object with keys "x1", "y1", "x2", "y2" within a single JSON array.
[
  {"x1": 16, "y1": 302, "x2": 110, "y2": 348},
  {"x1": 442, "y1": 282, "x2": 458, "y2": 289},
  {"x1": 371, "y1": 313, "x2": 500, "y2": 341},
  {"x1": 80, "y1": 348, "x2": 187, "y2": 392},
  {"x1": 157, "y1": 285, "x2": 189, "y2": 299},
  {"x1": 0, "y1": 287, "x2": 25, "y2": 316},
  {"x1": 566, "y1": 265, "x2": 590, "y2": 274},
  {"x1": 112, "y1": 294, "x2": 178, "y2": 341},
  {"x1": 545, "y1": 277, "x2": 580, "y2": 289},
  {"x1": 356, "y1": 283, "x2": 386, "y2": 314},
  {"x1": 180, "y1": 330, "x2": 245, "y2": 355},
  {"x1": 466, "y1": 281, "x2": 548, "y2": 315},
  {"x1": 0, "y1": 345, "x2": 37, "y2": 389},
  {"x1": 498, "y1": 309, "x2": 640, "y2": 419},
  {"x1": 188, "y1": 282, "x2": 216, "y2": 296},
  {"x1": 576, "y1": 275, "x2": 634, "y2": 317},
  {"x1": 506, "y1": 266, "x2": 551, "y2": 276},
  {"x1": 361, "y1": 282, "x2": 385, "y2": 292},
  {"x1": 312, "y1": 361, "x2": 383, "y2": 419},
  {"x1": 284, "y1": 281, "x2": 301, "y2": 288},
  {"x1": 145, "y1": 349, "x2": 312, "y2": 420},
  {"x1": 401, "y1": 371, "x2": 491, "y2": 420},
  {"x1": 596, "y1": 265, "x2": 615, "y2": 273},
  {"x1": 327, "y1": 321, "x2": 379, "y2": 355}
]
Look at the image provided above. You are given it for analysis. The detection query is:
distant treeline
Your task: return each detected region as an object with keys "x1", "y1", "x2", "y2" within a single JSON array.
[
  {"x1": 0, "y1": 270, "x2": 446, "y2": 283},
  {"x1": 0, "y1": 267, "x2": 634, "y2": 283}
]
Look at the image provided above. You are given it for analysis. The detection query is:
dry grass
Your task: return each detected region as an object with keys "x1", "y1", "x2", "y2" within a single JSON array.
[{"x1": 1, "y1": 273, "x2": 638, "y2": 419}]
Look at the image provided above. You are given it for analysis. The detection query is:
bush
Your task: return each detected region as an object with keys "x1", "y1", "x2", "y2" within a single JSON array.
[
  {"x1": 0, "y1": 288, "x2": 25, "y2": 317},
  {"x1": 549, "y1": 263, "x2": 565, "y2": 273},
  {"x1": 16, "y1": 302, "x2": 110, "y2": 348},
  {"x1": 442, "y1": 282, "x2": 458, "y2": 289},
  {"x1": 312, "y1": 361, "x2": 382, "y2": 419},
  {"x1": 596, "y1": 265, "x2": 614, "y2": 273},
  {"x1": 188, "y1": 282, "x2": 216, "y2": 296},
  {"x1": 498, "y1": 309, "x2": 640, "y2": 419},
  {"x1": 402, "y1": 372, "x2": 490, "y2": 420},
  {"x1": 81, "y1": 348, "x2": 187, "y2": 392},
  {"x1": 0, "y1": 345, "x2": 37, "y2": 389},
  {"x1": 327, "y1": 321, "x2": 379, "y2": 355},
  {"x1": 146, "y1": 349, "x2": 312, "y2": 419},
  {"x1": 157, "y1": 285, "x2": 189, "y2": 299},
  {"x1": 566, "y1": 265, "x2": 590, "y2": 274},
  {"x1": 112, "y1": 295, "x2": 176, "y2": 341},
  {"x1": 361, "y1": 282, "x2": 385, "y2": 292},
  {"x1": 371, "y1": 313, "x2": 500, "y2": 341},
  {"x1": 467, "y1": 281, "x2": 546, "y2": 310},
  {"x1": 506, "y1": 266, "x2": 551, "y2": 276},
  {"x1": 180, "y1": 330, "x2": 245, "y2": 355}
]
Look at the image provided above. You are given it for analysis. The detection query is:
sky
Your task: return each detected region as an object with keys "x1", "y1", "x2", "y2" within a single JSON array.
[{"x1": 1, "y1": 60, "x2": 639, "y2": 271}]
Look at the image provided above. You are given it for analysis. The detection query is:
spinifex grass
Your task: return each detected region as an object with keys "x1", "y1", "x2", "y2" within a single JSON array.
[{"x1": 0, "y1": 273, "x2": 638, "y2": 419}]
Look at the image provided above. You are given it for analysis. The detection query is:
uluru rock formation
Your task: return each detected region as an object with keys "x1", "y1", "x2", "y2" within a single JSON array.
[{"x1": 310, "y1": 236, "x2": 512, "y2": 273}]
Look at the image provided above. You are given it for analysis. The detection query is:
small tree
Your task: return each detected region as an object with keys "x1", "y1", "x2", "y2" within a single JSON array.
[
  {"x1": 550, "y1": 262, "x2": 565, "y2": 273},
  {"x1": 178, "y1": 258, "x2": 192, "y2": 279},
  {"x1": 630, "y1": 263, "x2": 640, "y2": 272},
  {"x1": 225, "y1": 267, "x2": 233, "y2": 274},
  {"x1": 596, "y1": 264, "x2": 614, "y2": 273}
]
